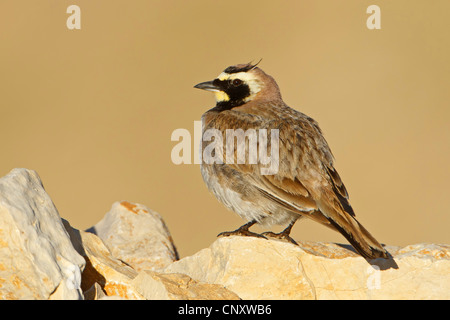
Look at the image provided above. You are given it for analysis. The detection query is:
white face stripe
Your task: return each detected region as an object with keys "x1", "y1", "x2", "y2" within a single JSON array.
[
  {"x1": 218, "y1": 71, "x2": 255, "y2": 82},
  {"x1": 216, "y1": 71, "x2": 263, "y2": 102}
]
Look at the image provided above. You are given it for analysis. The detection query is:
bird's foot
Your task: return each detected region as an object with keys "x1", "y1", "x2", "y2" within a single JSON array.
[
  {"x1": 217, "y1": 221, "x2": 267, "y2": 240},
  {"x1": 261, "y1": 231, "x2": 298, "y2": 245},
  {"x1": 218, "y1": 229, "x2": 267, "y2": 239}
]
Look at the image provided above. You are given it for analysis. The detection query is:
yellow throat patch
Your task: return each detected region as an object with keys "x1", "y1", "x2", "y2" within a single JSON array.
[{"x1": 214, "y1": 91, "x2": 230, "y2": 102}]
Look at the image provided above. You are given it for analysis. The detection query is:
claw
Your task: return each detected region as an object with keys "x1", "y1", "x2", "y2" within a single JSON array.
[
  {"x1": 217, "y1": 220, "x2": 267, "y2": 240},
  {"x1": 218, "y1": 229, "x2": 267, "y2": 239},
  {"x1": 261, "y1": 231, "x2": 298, "y2": 245}
]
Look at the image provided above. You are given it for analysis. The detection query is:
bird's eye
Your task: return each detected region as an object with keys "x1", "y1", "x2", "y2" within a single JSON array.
[{"x1": 232, "y1": 79, "x2": 242, "y2": 86}]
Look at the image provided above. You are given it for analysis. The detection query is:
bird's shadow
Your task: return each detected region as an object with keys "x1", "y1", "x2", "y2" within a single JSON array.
[{"x1": 335, "y1": 243, "x2": 399, "y2": 270}]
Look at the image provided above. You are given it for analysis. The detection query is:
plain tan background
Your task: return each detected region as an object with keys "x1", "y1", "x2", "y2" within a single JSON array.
[{"x1": 1, "y1": 1, "x2": 449, "y2": 257}]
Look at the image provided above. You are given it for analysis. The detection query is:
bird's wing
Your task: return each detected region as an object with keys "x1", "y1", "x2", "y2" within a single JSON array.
[{"x1": 267, "y1": 114, "x2": 387, "y2": 259}]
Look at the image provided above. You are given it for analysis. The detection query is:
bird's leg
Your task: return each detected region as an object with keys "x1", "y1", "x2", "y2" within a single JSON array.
[
  {"x1": 217, "y1": 220, "x2": 267, "y2": 239},
  {"x1": 261, "y1": 219, "x2": 298, "y2": 245}
]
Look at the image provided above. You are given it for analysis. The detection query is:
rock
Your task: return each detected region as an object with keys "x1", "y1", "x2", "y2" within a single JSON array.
[
  {"x1": 87, "y1": 201, "x2": 179, "y2": 272},
  {"x1": 83, "y1": 282, "x2": 106, "y2": 300},
  {"x1": 164, "y1": 236, "x2": 450, "y2": 300},
  {"x1": 0, "y1": 168, "x2": 85, "y2": 300},
  {"x1": 65, "y1": 217, "x2": 239, "y2": 300},
  {"x1": 131, "y1": 270, "x2": 240, "y2": 300},
  {"x1": 1, "y1": 168, "x2": 448, "y2": 300},
  {"x1": 63, "y1": 221, "x2": 145, "y2": 300}
]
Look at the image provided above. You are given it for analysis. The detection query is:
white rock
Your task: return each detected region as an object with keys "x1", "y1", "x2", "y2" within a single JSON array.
[
  {"x1": 3, "y1": 168, "x2": 447, "y2": 301},
  {"x1": 63, "y1": 221, "x2": 145, "y2": 300},
  {"x1": 0, "y1": 168, "x2": 85, "y2": 300},
  {"x1": 164, "y1": 236, "x2": 450, "y2": 300},
  {"x1": 83, "y1": 282, "x2": 106, "y2": 300},
  {"x1": 65, "y1": 219, "x2": 238, "y2": 300},
  {"x1": 87, "y1": 201, "x2": 178, "y2": 272},
  {"x1": 131, "y1": 270, "x2": 240, "y2": 300}
]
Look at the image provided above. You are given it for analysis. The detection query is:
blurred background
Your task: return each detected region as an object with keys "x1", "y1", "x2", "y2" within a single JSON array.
[{"x1": 1, "y1": 1, "x2": 449, "y2": 257}]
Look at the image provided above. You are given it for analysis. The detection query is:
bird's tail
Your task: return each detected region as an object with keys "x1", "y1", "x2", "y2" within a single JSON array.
[
  {"x1": 327, "y1": 215, "x2": 388, "y2": 259},
  {"x1": 318, "y1": 200, "x2": 388, "y2": 260}
]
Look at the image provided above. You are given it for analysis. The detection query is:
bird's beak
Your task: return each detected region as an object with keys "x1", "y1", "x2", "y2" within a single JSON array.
[{"x1": 194, "y1": 80, "x2": 220, "y2": 92}]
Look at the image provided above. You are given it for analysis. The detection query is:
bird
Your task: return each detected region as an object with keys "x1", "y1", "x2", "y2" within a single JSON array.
[{"x1": 194, "y1": 61, "x2": 388, "y2": 260}]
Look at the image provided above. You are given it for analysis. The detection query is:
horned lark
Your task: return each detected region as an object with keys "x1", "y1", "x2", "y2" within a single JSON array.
[{"x1": 194, "y1": 62, "x2": 388, "y2": 259}]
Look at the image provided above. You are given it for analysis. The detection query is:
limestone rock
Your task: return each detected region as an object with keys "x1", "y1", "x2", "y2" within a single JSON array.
[
  {"x1": 131, "y1": 270, "x2": 240, "y2": 300},
  {"x1": 2, "y1": 168, "x2": 447, "y2": 301},
  {"x1": 83, "y1": 282, "x2": 106, "y2": 300},
  {"x1": 63, "y1": 221, "x2": 144, "y2": 300},
  {"x1": 65, "y1": 218, "x2": 239, "y2": 300},
  {"x1": 164, "y1": 237, "x2": 450, "y2": 300},
  {"x1": 0, "y1": 168, "x2": 85, "y2": 300},
  {"x1": 87, "y1": 201, "x2": 179, "y2": 272}
]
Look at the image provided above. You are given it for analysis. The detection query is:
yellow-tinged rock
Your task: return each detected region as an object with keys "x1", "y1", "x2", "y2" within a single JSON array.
[
  {"x1": 68, "y1": 228, "x2": 145, "y2": 300},
  {"x1": 131, "y1": 270, "x2": 240, "y2": 300},
  {"x1": 0, "y1": 169, "x2": 85, "y2": 300},
  {"x1": 87, "y1": 201, "x2": 179, "y2": 272},
  {"x1": 164, "y1": 237, "x2": 450, "y2": 300}
]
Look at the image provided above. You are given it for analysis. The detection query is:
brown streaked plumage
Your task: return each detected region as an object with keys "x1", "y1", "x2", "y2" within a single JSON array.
[{"x1": 194, "y1": 62, "x2": 388, "y2": 260}]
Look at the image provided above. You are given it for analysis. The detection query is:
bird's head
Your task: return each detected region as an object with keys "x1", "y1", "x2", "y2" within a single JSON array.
[{"x1": 194, "y1": 61, "x2": 281, "y2": 110}]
